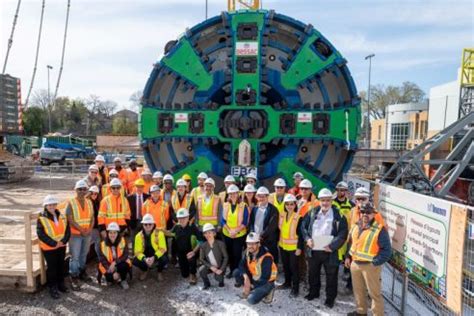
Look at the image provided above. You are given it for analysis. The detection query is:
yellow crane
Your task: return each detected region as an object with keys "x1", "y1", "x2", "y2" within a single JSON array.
[
  {"x1": 459, "y1": 48, "x2": 474, "y2": 118},
  {"x1": 228, "y1": 0, "x2": 260, "y2": 11}
]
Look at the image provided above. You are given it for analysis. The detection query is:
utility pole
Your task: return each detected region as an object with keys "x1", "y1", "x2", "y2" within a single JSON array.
[
  {"x1": 365, "y1": 54, "x2": 375, "y2": 165},
  {"x1": 47, "y1": 64, "x2": 53, "y2": 133},
  {"x1": 205, "y1": 0, "x2": 208, "y2": 19}
]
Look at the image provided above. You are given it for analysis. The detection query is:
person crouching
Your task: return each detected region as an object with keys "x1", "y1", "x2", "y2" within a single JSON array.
[
  {"x1": 132, "y1": 214, "x2": 169, "y2": 281},
  {"x1": 198, "y1": 223, "x2": 228, "y2": 289}
]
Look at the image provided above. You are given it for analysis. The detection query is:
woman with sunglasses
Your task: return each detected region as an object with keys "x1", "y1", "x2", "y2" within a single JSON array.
[{"x1": 277, "y1": 194, "x2": 304, "y2": 297}]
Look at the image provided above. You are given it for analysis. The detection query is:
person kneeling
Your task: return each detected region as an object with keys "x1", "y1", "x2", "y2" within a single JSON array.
[
  {"x1": 198, "y1": 223, "x2": 228, "y2": 289},
  {"x1": 133, "y1": 214, "x2": 169, "y2": 281},
  {"x1": 97, "y1": 222, "x2": 131, "y2": 290},
  {"x1": 234, "y1": 232, "x2": 278, "y2": 305}
]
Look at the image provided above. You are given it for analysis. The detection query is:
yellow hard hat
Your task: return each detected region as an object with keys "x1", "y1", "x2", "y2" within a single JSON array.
[
  {"x1": 135, "y1": 178, "x2": 145, "y2": 187},
  {"x1": 182, "y1": 174, "x2": 192, "y2": 181}
]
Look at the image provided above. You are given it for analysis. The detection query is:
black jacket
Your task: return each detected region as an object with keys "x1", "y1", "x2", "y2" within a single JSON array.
[
  {"x1": 249, "y1": 203, "x2": 279, "y2": 244},
  {"x1": 301, "y1": 206, "x2": 348, "y2": 265},
  {"x1": 97, "y1": 236, "x2": 129, "y2": 271},
  {"x1": 239, "y1": 246, "x2": 275, "y2": 288},
  {"x1": 127, "y1": 193, "x2": 150, "y2": 229},
  {"x1": 37, "y1": 209, "x2": 70, "y2": 248}
]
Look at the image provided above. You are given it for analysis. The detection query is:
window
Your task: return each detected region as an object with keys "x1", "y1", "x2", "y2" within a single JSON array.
[
  {"x1": 390, "y1": 123, "x2": 410, "y2": 150},
  {"x1": 378, "y1": 125, "x2": 382, "y2": 140}
]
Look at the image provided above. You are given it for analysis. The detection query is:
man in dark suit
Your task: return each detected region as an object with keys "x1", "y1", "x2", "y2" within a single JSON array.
[
  {"x1": 127, "y1": 179, "x2": 150, "y2": 237},
  {"x1": 248, "y1": 186, "x2": 279, "y2": 264}
]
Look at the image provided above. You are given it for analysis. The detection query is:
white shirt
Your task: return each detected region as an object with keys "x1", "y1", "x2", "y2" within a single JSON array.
[
  {"x1": 254, "y1": 204, "x2": 267, "y2": 235},
  {"x1": 208, "y1": 249, "x2": 218, "y2": 267},
  {"x1": 312, "y1": 208, "x2": 334, "y2": 240}
]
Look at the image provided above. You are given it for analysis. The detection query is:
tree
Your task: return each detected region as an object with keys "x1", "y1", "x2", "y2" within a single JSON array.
[
  {"x1": 360, "y1": 81, "x2": 426, "y2": 120},
  {"x1": 129, "y1": 90, "x2": 143, "y2": 111},
  {"x1": 22, "y1": 107, "x2": 46, "y2": 136},
  {"x1": 112, "y1": 116, "x2": 138, "y2": 135},
  {"x1": 30, "y1": 89, "x2": 53, "y2": 133}
]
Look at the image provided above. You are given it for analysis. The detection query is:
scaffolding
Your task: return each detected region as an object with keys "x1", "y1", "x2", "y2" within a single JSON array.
[{"x1": 460, "y1": 48, "x2": 474, "y2": 118}]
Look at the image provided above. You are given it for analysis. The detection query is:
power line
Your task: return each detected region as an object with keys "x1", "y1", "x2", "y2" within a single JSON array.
[
  {"x1": 2, "y1": 0, "x2": 22, "y2": 74},
  {"x1": 53, "y1": 0, "x2": 71, "y2": 101},
  {"x1": 24, "y1": 0, "x2": 46, "y2": 108}
]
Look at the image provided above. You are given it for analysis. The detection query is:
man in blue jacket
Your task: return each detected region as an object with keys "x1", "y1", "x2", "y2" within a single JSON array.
[{"x1": 301, "y1": 188, "x2": 348, "y2": 308}]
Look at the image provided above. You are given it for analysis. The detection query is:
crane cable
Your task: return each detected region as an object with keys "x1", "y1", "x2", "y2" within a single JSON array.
[
  {"x1": 52, "y1": 0, "x2": 71, "y2": 101},
  {"x1": 24, "y1": 0, "x2": 46, "y2": 108},
  {"x1": 2, "y1": 0, "x2": 22, "y2": 74}
]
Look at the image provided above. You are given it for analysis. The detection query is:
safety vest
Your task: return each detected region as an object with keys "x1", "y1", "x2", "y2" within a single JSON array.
[
  {"x1": 350, "y1": 206, "x2": 385, "y2": 229},
  {"x1": 142, "y1": 199, "x2": 169, "y2": 230},
  {"x1": 191, "y1": 186, "x2": 204, "y2": 203},
  {"x1": 197, "y1": 194, "x2": 219, "y2": 227},
  {"x1": 98, "y1": 238, "x2": 131, "y2": 274},
  {"x1": 247, "y1": 252, "x2": 277, "y2": 282},
  {"x1": 160, "y1": 189, "x2": 176, "y2": 203},
  {"x1": 98, "y1": 194, "x2": 130, "y2": 226},
  {"x1": 332, "y1": 198, "x2": 353, "y2": 260},
  {"x1": 134, "y1": 229, "x2": 167, "y2": 261},
  {"x1": 223, "y1": 202, "x2": 247, "y2": 238},
  {"x1": 116, "y1": 168, "x2": 128, "y2": 187},
  {"x1": 101, "y1": 184, "x2": 126, "y2": 198},
  {"x1": 349, "y1": 221, "x2": 383, "y2": 262},
  {"x1": 126, "y1": 168, "x2": 142, "y2": 193},
  {"x1": 171, "y1": 193, "x2": 191, "y2": 211},
  {"x1": 68, "y1": 197, "x2": 94, "y2": 235},
  {"x1": 269, "y1": 193, "x2": 287, "y2": 214},
  {"x1": 298, "y1": 195, "x2": 319, "y2": 217},
  {"x1": 278, "y1": 211, "x2": 300, "y2": 251},
  {"x1": 38, "y1": 213, "x2": 67, "y2": 251}
]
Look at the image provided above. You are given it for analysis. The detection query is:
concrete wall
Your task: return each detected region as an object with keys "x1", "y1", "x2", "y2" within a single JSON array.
[
  {"x1": 428, "y1": 80, "x2": 460, "y2": 134},
  {"x1": 385, "y1": 102, "x2": 428, "y2": 149}
]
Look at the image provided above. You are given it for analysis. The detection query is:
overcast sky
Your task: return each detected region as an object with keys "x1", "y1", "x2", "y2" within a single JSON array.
[{"x1": 1, "y1": 0, "x2": 472, "y2": 109}]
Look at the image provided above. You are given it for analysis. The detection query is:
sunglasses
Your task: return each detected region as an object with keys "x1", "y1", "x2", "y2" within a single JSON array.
[
  {"x1": 77, "y1": 188, "x2": 88, "y2": 191},
  {"x1": 275, "y1": 186, "x2": 285, "y2": 189},
  {"x1": 111, "y1": 187, "x2": 121, "y2": 190},
  {"x1": 360, "y1": 210, "x2": 373, "y2": 214},
  {"x1": 356, "y1": 197, "x2": 368, "y2": 201},
  {"x1": 143, "y1": 223, "x2": 154, "y2": 226}
]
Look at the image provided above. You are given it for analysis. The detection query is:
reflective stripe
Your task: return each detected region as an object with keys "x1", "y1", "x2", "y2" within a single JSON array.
[
  {"x1": 133, "y1": 230, "x2": 167, "y2": 261},
  {"x1": 143, "y1": 199, "x2": 168, "y2": 230},
  {"x1": 98, "y1": 195, "x2": 130, "y2": 226},
  {"x1": 38, "y1": 214, "x2": 67, "y2": 251},
  {"x1": 223, "y1": 202, "x2": 246, "y2": 238},
  {"x1": 349, "y1": 221, "x2": 382, "y2": 262},
  {"x1": 269, "y1": 193, "x2": 286, "y2": 214},
  {"x1": 197, "y1": 195, "x2": 219, "y2": 226},
  {"x1": 98, "y1": 238, "x2": 130, "y2": 274},
  {"x1": 171, "y1": 193, "x2": 191, "y2": 211},
  {"x1": 247, "y1": 252, "x2": 277, "y2": 282},
  {"x1": 69, "y1": 197, "x2": 93, "y2": 234},
  {"x1": 278, "y1": 212, "x2": 300, "y2": 251}
]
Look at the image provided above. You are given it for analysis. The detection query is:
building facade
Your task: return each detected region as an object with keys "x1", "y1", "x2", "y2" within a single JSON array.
[{"x1": 0, "y1": 74, "x2": 22, "y2": 134}]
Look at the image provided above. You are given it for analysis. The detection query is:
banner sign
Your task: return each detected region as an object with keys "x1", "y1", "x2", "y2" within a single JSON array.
[{"x1": 345, "y1": 175, "x2": 371, "y2": 197}]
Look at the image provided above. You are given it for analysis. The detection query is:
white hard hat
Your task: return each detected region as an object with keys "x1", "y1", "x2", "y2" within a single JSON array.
[
  {"x1": 94, "y1": 155, "x2": 105, "y2": 162},
  {"x1": 163, "y1": 174, "x2": 174, "y2": 182},
  {"x1": 224, "y1": 175, "x2": 235, "y2": 183},
  {"x1": 299, "y1": 179, "x2": 312, "y2": 189},
  {"x1": 293, "y1": 172, "x2": 304, "y2": 179},
  {"x1": 113, "y1": 157, "x2": 122, "y2": 163},
  {"x1": 354, "y1": 187, "x2": 370, "y2": 198},
  {"x1": 153, "y1": 171, "x2": 163, "y2": 179},
  {"x1": 43, "y1": 195, "x2": 59, "y2": 206},
  {"x1": 142, "y1": 169, "x2": 152, "y2": 176},
  {"x1": 246, "y1": 232, "x2": 260, "y2": 243},
  {"x1": 273, "y1": 178, "x2": 286, "y2": 187},
  {"x1": 89, "y1": 164, "x2": 99, "y2": 172},
  {"x1": 89, "y1": 185, "x2": 100, "y2": 193},
  {"x1": 150, "y1": 185, "x2": 161, "y2": 193},
  {"x1": 202, "y1": 223, "x2": 215, "y2": 233},
  {"x1": 176, "y1": 208, "x2": 189, "y2": 218},
  {"x1": 227, "y1": 184, "x2": 240, "y2": 194},
  {"x1": 336, "y1": 181, "x2": 349, "y2": 190},
  {"x1": 109, "y1": 169, "x2": 119, "y2": 176},
  {"x1": 318, "y1": 188, "x2": 333, "y2": 199},
  {"x1": 74, "y1": 180, "x2": 89, "y2": 190},
  {"x1": 141, "y1": 213, "x2": 155, "y2": 224},
  {"x1": 246, "y1": 172, "x2": 257, "y2": 180},
  {"x1": 176, "y1": 179, "x2": 187, "y2": 187},
  {"x1": 244, "y1": 184, "x2": 257, "y2": 193},
  {"x1": 197, "y1": 172, "x2": 208, "y2": 180},
  {"x1": 106, "y1": 222, "x2": 120, "y2": 232},
  {"x1": 256, "y1": 186, "x2": 270, "y2": 195},
  {"x1": 283, "y1": 194, "x2": 297, "y2": 203},
  {"x1": 204, "y1": 178, "x2": 215, "y2": 186},
  {"x1": 110, "y1": 178, "x2": 122, "y2": 187}
]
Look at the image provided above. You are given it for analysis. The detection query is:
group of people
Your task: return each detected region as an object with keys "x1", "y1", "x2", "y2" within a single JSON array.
[{"x1": 37, "y1": 156, "x2": 391, "y2": 315}]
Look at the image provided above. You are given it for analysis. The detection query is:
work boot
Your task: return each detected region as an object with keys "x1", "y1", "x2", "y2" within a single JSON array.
[
  {"x1": 203, "y1": 280, "x2": 211, "y2": 290},
  {"x1": 120, "y1": 280, "x2": 129, "y2": 290},
  {"x1": 263, "y1": 288, "x2": 275, "y2": 304},
  {"x1": 157, "y1": 272, "x2": 164, "y2": 281},
  {"x1": 57, "y1": 283, "x2": 69, "y2": 293},
  {"x1": 324, "y1": 299, "x2": 335, "y2": 309},
  {"x1": 69, "y1": 276, "x2": 80, "y2": 291},
  {"x1": 304, "y1": 292, "x2": 319, "y2": 301},
  {"x1": 49, "y1": 286, "x2": 60, "y2": 299},
  {"x1": 189, "y1": 274, "x2": 197, "y2": 285},
  {"x1": 289, "y1": 289, "x2": 298, "y2": 298},
  {"x1": 139, "y1": 270, "x2": 148, "y2": 281},
  {"x1": 79, "y1": 270, "x2": 92, "y2": 282},
  {"x1": 218, "y1": 280, "x2": 225, "y2": 287}
]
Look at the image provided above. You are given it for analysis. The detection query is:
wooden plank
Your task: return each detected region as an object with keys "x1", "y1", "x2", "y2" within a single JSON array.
[
  {"x1": 0, "y1": 238, "x2": 25, "y2": 245},
  {"x1": 0, "y1": 209, "x2": 32, "y2": 217},
  {"x1": 24, "y1": 213, "x2": 33, "y2": 288},
  {"x1": 39, "y1": 249, "x2": 46, "y2": 284},
  {"x1": 0, "y1": 269, "x2": 27, "y2": 276}
]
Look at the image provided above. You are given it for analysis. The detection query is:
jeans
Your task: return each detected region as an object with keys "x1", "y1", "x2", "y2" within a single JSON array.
[
  {"x1": 233, "y1": 269, "x2": 275, "y2": 304},
  {"x1": 69, "y1": 234, "x2": 92, "y2": 277}
]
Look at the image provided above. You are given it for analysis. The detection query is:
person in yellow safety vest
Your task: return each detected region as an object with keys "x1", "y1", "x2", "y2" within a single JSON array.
[
  {"x1": 97, "y1": 222, "x2": 131, "y2": 290},
  {"x1": 66, "y1": 180, "x2": 95, "y2": 290},
  {"x1": 191, "y1": 177, "x2": 222, "y2": 232},
  {"x1": 182, "y1": 174, "x2": 192, "y2": 193},
  {"x1": 152, "y1": 171, "x2": 163, "y2": 188},
  {"x1": 345, "y1": 203, "x2": 392, "y2": 316},
  {"x1": 95, "y1": 154, "x2": 109, "y2": 186},
  {"x1": 142, "y1": 185, "x2": 171, "y2": 231},
  {"x1": 245, "y1": 172, "x2": 257, "y2": 187},
  {"x1": 332, "y1": 181, "x2": 355, "y2": 291},
  {"x1": 268, "y1": 178, "x2": 288, "y2": 214},
  {"x1": 243, "y1": 184, "x2": 257, "y2": 214},
  {"x1": 98, "y1": 178, "x2": 131, "y2": 237},
  {"x1": 126, "y1": 159, "x2": 142, "y2": 194},
  {"x1": 37, "y1": 195, "x2": 71, "y2": 299},
  {"x1": 132, "y1": 214, "x2": 169, "y2": 281},
  {"x1": 102, "y1": 169, "x2": 126, "y2": 198},
  {"x1": 190, "y1": 172, "x2": 208, "y2": 207},
  {"x1": 171, "y1": 179, "x2": 192, "y2": 222},
  {"x1": 278, "y1": 194, "x2": 304, "y2": 297},
  {"x1": 161, "y1": 174, "x2": 176, "y2": 203},
  {"x1": 219, "y1": 175, "x2": 236, "y2": 204},
  {"x1": 297, "y1": 179, "x2": 319, "y2": 217},
  {"x1": 140, "y1": 169, "x2": 154, "y2": 195},
  {"x1": 112, "y1": 157, "x2": 128, "y2": 189},
  {"x1": 288, "y1": 172, "x2": 304, "y2": 197},
  {"x1": 221, "y1": 184, "x2": 249, "y2": 278},
  {"x1": 234, "y1": 232, "x2": 278, "y2": 305}
]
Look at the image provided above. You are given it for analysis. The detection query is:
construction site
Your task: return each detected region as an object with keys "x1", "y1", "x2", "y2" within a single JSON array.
[{"x1": 0, "y1": 0, "x2": 473, "y2": 315}]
